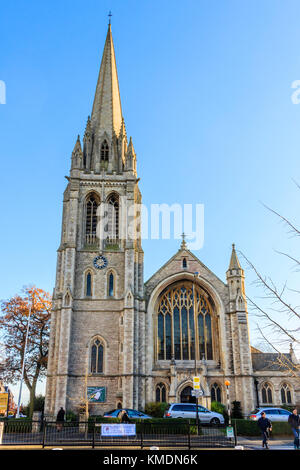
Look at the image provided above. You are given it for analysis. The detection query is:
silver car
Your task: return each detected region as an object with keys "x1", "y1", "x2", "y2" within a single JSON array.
[
  {"x1": 249, "y1": 407, "x2": 292, "y2": 422},
  {"x1": 164, "y1": 403, "x2": 225, "y2": 424}
]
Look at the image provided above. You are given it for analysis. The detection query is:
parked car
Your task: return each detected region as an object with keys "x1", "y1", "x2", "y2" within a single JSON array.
[
  {"x1": 164, "y1": 403, "x2": 224, "y2": 425},
  {"x1": 103, "y1": 409, "x2": 152, "y2": 419},
  {"x1": 248, "y1": 407, "x2": 292, "y2": 422}
]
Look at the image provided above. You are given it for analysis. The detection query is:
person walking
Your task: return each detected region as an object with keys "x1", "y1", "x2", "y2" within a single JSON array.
[
  {"x1": 56, "y1": 407, "x2": 65, "y2": 432},
  {"x1": 288, "y1": 409, "x2": 300, "y2": 450},
  {"x1": 118, "y1": 409, "x2": 131, "y2": 423},
  {"x1": 257, "y1": 412, "x2": 272, "y2": 449}
]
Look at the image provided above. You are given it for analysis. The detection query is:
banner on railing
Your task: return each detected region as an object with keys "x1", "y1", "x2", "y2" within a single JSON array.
[{"x1": 101, "y1": 424, "x2": 136, "y2": 436}]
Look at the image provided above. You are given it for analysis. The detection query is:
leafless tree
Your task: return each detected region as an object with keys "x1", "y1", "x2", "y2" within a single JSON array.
[{"x1": 239, "y1": 193, "x2": 300, "y2": 380}]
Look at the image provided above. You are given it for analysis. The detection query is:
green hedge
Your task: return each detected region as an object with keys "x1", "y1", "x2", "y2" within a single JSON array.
[
  {"x1": 145, "y1": 402, "x2": 169, "y2": 418},
  {"x1": 88, "y1": 417, "x2": 199, "y2": 434},
  {"x1": 233, "y1": 419, "x2": 293, "y2": 436}
]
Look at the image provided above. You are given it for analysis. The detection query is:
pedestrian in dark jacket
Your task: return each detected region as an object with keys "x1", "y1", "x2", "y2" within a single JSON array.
[
  {"x1": 56, "y1": 407, "x2": 65, "y2": 432},
  {"x1": 257, "y1": 412, "x2": 272, "y2": 449},
  {"x1": 288, "y1": 409, "x2": 300, "y2": 450}
]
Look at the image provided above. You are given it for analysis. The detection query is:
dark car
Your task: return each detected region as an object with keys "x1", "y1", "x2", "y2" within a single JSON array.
[{"x1": 103, "y1": 408, "x2": 152, "y2": 419}]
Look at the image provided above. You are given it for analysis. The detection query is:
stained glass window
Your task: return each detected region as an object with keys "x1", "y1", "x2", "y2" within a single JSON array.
[{"x1": 157, "y1": 281, "x2": 214, "y2": 361}]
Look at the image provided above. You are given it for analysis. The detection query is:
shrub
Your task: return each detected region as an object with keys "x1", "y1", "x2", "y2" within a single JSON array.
[
  {"x1": 88, "y1": 416, "x2": 194, "y2": 434},
  {"x1": 66, "y1": 410, "x2": 78, "y2": 422},
  {"x1": 144, "y1": 402, "x2": 169, "y2": 418},
  {"x1": 233, "y1": 419, "x2": 293, "y2": 436},
  {"x1": 281, "y1": 404, "x2": 295, "y2": 413},
  {"x1": 211, "y1": 401, "x2": 229, "y2": 423},
  {"x1": 231, "y1": 401, "x2": 243, "y2": 419}
]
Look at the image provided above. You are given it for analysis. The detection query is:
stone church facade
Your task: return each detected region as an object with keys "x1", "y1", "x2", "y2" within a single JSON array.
[{"x1": 44, "y1": 24, "x2": 299, "y2": 418}]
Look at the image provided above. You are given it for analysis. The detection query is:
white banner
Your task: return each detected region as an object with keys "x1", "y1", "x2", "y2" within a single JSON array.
[{"x1": 101, "y1": 424, "x2": 136, "y2": 436}]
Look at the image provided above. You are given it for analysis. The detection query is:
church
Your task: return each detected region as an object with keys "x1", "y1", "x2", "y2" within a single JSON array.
[{"x1": 44, "y1": 24, "x2": 299, "y2": 418}]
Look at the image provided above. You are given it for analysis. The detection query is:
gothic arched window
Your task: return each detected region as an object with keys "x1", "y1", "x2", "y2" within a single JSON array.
[
  {"x1": 101, "y1": 140, "x2": 109, "y2": 161},
  {"x1": 261, "y1": 382, "x2": 273, "y2": 404},
  {"x1": 108, "y1": 272, "x2": 114, "y2": 297},
  {"x1": 90, "y1": 338, "x2": 104, "y2": 374},
  {"x1": 106, "y1": 193, "x2": 119, "y2": 239},
  {"x1": 85, "y1": 193, "x2": 99, "y2": 245},
  {"x1": 211, "y1": 383, "x2": 222, "y2": 403},
  {"x1": 281, "y1": 383, "x2": 292, "y2": 404},
  {"x1": 86, "y1": 272, "x2": 92, "y2": 297},
  {"x1": 157, "y1": 281, "x2": 215, "y2": 361},
  {"x1": 156, "y1": 383, "x2": 167, "y2": 403},
  {"x1": 182, "y1": 258, "x2": 187, "y2": 268}
]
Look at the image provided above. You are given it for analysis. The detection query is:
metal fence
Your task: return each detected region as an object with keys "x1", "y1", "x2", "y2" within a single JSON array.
[{"x1": 0, "y1": 419, "x2": 237, "y2": 449}]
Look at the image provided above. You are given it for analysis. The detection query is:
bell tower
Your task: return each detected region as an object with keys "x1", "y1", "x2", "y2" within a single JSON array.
[{"x1": 44, "y1": 23, "x2": 144, "y2": 417}]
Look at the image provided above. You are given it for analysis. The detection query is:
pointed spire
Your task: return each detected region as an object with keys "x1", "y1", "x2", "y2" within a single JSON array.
[
  {"x1": 73, "y1": 135, "x2": 82, "y2": 152},
  {"x1": 229, "y1": 243, "x2": 241, "y2": 270},
  {"x1": 84, "y1": 116, "x2": 92, "y2": 139},
  {"x1": 127, "y1": 136, "x2": 135, "y2": 155},
  {"x1": 119, "y1": 117, "x2": 127, "y2": 139},
  {"x1": 71, "y1": 135, "x2": 83, "y2": 170},
  {"x1": 91, "y1": 24, "x2": 123, "y2": 139}
]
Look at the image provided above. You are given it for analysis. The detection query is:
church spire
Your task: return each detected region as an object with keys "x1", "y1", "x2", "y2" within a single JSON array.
[
  {"x1": 228, "y1": 243, "x2": 242, "y2": 270},
  {"x1": 90, "y1": 23, "x2": 123, "y2": 139}
]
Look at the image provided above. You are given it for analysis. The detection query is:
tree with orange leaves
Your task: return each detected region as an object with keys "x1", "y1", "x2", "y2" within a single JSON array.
[{"x1": 0, "y1": 286, "x2": 51, "y2": 418}]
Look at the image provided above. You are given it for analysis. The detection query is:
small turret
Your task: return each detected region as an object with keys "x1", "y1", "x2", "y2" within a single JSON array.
[
  {"x1": 125, "y1": 136, "x2": 137, "y2": 175},
  {"x1": 226, "y1": 244, "x2": 246, "y2": 311},
  {"x1": 83, "y1": 116, "x2": 92, "y2": 170},
  {"x1": 71, "y1": 135, "x2": 83, "y2": 170}
]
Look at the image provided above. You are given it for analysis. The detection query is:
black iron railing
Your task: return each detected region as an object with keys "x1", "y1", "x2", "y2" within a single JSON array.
[{"x1": 0, "y1": 419, "x2": 237, "y2": 449}]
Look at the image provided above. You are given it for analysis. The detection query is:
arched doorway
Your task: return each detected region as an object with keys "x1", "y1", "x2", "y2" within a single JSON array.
[{"x1": 180, "y1": 386, "x2": 196, "y2": 403}]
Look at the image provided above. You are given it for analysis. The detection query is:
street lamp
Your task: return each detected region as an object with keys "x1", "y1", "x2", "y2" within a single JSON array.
[
  {"x1": 225, "y1": 380, "x2": 231, "y2": 426},
  {"x1": 16, "y1": 297, "x2": 32, "y2": 418}
]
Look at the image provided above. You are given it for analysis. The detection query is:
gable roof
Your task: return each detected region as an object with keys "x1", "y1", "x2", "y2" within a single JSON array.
[
  {"x1": 145, "y1": 246, "x2": 227, "y2": 288},
  {"x1": 251, "y1": 352, "x2": 296, "y2": 371}
]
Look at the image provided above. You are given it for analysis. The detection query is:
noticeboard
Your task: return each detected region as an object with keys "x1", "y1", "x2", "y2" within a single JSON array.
[{"x1": 87, "y1": 387, "x2": 106, "y2": 403}]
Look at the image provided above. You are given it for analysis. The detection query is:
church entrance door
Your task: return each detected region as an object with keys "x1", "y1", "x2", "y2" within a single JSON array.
[{"x1": 180, "y1": 386, "x2": 196, "y2": 403}]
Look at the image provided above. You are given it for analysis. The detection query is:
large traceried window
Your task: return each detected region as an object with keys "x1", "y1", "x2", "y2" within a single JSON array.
[
  {"x1": 85, "y1": 193, "x2": 99, "y2": 245},
  {"x1": 90, "y1": 338, "x2": 104, "y2": 374},
  {"x1": 157, "y1": 281, "x2": 215, "y2": 361}
]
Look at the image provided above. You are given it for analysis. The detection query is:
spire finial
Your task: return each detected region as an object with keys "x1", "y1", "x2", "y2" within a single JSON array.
[
  {"x1": 180, "y1": 233, "x2": 187, "y2": 249},
  {"x1": 108, "y1": 11, "x2": 112, "y2": 25}
]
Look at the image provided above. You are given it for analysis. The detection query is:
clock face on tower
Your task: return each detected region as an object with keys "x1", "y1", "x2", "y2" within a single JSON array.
[{"x1": 93, "y1": 255, "x2": 108, "y2": 270}]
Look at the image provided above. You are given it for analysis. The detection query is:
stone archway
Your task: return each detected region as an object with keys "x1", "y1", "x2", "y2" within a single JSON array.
[{"x1": 180, "y1": 386, "x2": 196, "y2": 404}]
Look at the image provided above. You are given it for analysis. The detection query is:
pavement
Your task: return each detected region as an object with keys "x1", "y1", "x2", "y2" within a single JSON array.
[
  {"x1": 0, "y1": 435, "x2": 297, "y2": 451},
  {"x1": 236, "y1": 436, "x2": 296, "y2": 450},
  {"x1": 0, "y1": 441, "x2": 298, "y2": 451}
]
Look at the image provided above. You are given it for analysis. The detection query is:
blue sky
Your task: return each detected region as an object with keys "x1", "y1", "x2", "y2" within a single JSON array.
[{"x1": 1, "y1": 0, "x2": 300, "y2": 403}]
